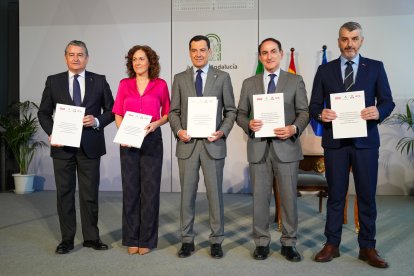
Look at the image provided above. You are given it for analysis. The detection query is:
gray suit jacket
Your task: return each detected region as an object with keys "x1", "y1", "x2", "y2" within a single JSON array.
[
  {"x1": 236, "y1": 70, "x2": 309, "y2": 163},
  {"x1": 169, "y1": 66, "x2": 236, "y2": 160}
]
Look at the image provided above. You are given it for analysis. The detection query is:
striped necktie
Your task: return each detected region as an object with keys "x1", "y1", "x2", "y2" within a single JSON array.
[{"x1": 344, "y1": 61, "x2": 354, "y2": 91}]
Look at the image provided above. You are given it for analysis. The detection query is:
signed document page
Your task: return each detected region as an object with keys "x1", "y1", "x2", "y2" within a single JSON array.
[
  {"x1": 113, "y1": 111, "x2": 152, "y2": 148},
  {"x1": 187, "y1": 97, "x2": 217, "y2": 138},
  {"x1": 330, "y1": 90, "x2": 367, "y2": 139},
  {"x1": 51, "y1": 104, "x2": 85, "y2": 147},
  {"x1": 253, "y1": 93, "x2": 285, "y2": 138}
]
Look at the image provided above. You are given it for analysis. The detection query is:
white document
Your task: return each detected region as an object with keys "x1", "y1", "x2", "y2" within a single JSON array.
[
  {"x1": 51, "y1": 104, "x2": 85, "y2": 148},
  {"x1": 187, "y1": 97, "x2": 217, "y2": 138},
  {"x1": 330, "y1": 90, "x2": 367, "y2": 139},
  {"x1": 253, "y1": 93, "x2": 285, "y2": 138},
  {"x1": 113, "y1": 111, "x2": 152, "y2": 148}
]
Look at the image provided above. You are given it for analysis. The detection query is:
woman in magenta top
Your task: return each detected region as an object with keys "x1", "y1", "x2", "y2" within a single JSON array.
[{"x1": 112, "y1": 45, "x2": 170, "y2": 255}]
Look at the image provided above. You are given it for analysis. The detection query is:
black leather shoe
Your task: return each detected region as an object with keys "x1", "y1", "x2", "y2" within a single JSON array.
[
  {"x1": 281, "y1": 246, "x2": 302, "y2": 262},
  {"x1": 210, "y1": 243, "x2": 223, "y2": 259},
  {"x1": 83, "y1": 239, "x2": 108, "y2": 250},
  {"x1": 55, "y1": 240, "x2": 74, "y2": 254},
  {"x1": 178, "y1": 243, "x2": 195, "y2": 258},
  {"x1": 253, "y1": 246, "x2": 269, "y2": 260}
]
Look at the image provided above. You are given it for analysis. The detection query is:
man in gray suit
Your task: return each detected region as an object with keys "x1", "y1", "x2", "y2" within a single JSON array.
[
  {"x1": 237, "y1": 38, "x2": 309, "y2": 261},
  {"x1": 169, "y1": 35, "x2": 236, "y2": 259}
]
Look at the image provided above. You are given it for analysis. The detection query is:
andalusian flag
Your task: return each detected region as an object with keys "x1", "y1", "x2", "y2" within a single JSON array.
[
  {"x1": 255, "y1": 60, "x2": 264, "y2": 75},
  {"x1": 288, "y1": 48, "x2": 296, "y2": 74},
  {"x1": 310, "y1": 45, "x2": 327, "y2": 137}
]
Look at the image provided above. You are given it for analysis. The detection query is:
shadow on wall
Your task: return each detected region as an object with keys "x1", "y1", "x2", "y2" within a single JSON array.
[
  {"x1": 379, "y1": 119, "x2": 414, "y2": 195},
  {"x1": 226, "y1": 166, "x2": 251, "y2": 194}
]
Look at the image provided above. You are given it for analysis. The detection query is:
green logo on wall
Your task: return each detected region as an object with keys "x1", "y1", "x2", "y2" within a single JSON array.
[{"x1": 206, "y1": 33, "x2": 221, "y2": 62}]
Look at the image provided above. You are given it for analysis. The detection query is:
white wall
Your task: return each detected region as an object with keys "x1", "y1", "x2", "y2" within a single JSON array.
[{"x1": 20, "y1": 0, "x2": 414, "y2": 194}]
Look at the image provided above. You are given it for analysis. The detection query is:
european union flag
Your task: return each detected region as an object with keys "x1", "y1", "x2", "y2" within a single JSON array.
[{"x1": 310, "y1": 45, "x2": 327, "y2": 137}]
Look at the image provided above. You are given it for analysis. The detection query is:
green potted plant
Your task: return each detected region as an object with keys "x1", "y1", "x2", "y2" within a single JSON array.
[
  {"x1": 0, "y1": 101, "x2": 47, "y2": 194},
  {"x1": 384, "y1": 98, "x2": 414, "y2": 160}
]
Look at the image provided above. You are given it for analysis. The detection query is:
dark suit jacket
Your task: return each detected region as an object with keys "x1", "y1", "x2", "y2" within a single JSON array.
[
  {"x1": 169, "y1": 66, "x2": 236, "y2": 160},
  {"x1": 237, "y1": 70, "x2": 309, "y2": 163},
  {"x1": 38, "y1": 71, "x2": 114, "y2": 159},
  {"x1": 309, "y1": 56, "x2": 395, "y2": 149}
]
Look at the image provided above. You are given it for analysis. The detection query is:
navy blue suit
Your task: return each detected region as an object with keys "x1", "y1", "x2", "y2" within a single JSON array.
[
  {"x1": 38, "y1": 71, "x2": 114, "y2": 242},
  {"x1": 309, "y1": 56, "x2": 394, "y2": 248}
]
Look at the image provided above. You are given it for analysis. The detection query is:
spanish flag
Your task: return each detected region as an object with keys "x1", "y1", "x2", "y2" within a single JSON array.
[{"x1": 288, "y1": 48, "x2": 296, "y2": 74}]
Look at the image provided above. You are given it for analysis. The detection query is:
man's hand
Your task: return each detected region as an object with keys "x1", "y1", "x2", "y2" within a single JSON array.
[
  {"x1": 249, "y1": 119, "x2": 263, "y2": 132},
  {"x1": 207, "y1": 130, "x2": 224, "y2": 142},
  {"x1": 321, "y1": 108, "x2": 337, "y2": 122},
  {"x1": 83, "y1": 115, "x2": 96, "y2": 127},
  {"x1": 361, "y1": 106, "x2": 379, "y2": 121},
  {"x1": 178, "y1": 129, "x2": 191, "y2": 143},
  {"x1": 274, "y1": 125, "x2": 296, "y2": 140}
]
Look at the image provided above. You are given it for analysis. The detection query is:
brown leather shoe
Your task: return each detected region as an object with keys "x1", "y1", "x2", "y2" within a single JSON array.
[
  {"x1": 128, "y1": 247, "x2": 139, "y2": 255},
  {"x1": 314, "y1": 244, "x2": 340, "y2": 262},
  {"x1": 359, "y1": 248, "x2": 389, "y2": 268}
]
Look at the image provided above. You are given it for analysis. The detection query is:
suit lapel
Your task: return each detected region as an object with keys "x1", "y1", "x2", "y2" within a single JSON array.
[
  {"x1": 253, "y1": 74, "x2": 264, "y2": 95},
  {"x1": 59, "y1": 72, "x2": 73, "y2": 104},
  {"x1": 331, "y1": 58, "x2": 344, "y2": 91},
  {"x1": 355, "y1": 56, "x2": 368, "y2": 91},
  {"x1": 275, "y1": 70, "x2": 288, "y2": 93},
  {"x1": 184, "y1": 67, "x2": 197, "y2": 97},
  {"x1": 82, "y1": 71, "x2": 94, "y2": 106},
  {"x1": 203, "y1": 65, "x2": 217, "y2": 96}
]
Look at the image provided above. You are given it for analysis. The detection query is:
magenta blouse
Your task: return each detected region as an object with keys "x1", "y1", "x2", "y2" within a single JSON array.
[{"x1": 112, "y1": 77, "x2": 170, "y2": 122}]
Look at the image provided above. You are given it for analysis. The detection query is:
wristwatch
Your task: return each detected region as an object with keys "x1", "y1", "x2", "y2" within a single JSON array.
[{"x1": 318, "y1": 113, "x2": 322, "y2": 121}]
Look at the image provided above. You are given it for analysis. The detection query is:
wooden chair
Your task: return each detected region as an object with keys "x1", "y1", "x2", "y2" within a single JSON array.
[{"x1": 273, "y1": 154, "x2": 359, "y2": 233}]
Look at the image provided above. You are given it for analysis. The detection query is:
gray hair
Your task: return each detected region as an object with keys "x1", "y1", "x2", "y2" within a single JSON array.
[
  {"x1": 64, "y1": 40, "x2": 89, "y2": 56},
  {"x1": 339, "y1": 22, "x2": 363, "y2": 37}
]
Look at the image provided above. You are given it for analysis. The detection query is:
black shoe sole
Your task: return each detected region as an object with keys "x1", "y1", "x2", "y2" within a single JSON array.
[
  {"x1": 211, "y1": 253, "x2": 223, "y2": 259},
  {"x1": 55, "y1": 245, "x2": 74, "y2": 254},
  {"x1": 253, "y1": 255, "x2": 268, "y2": 260},
  {"x1": 178, "y1": 251, "x2": 194, "y2": 258}
]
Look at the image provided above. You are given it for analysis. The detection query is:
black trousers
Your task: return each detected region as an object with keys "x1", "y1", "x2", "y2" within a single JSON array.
[
  {"x1": 53, "y1": 148, "x2": 101, "y2": 242},
  {"x1": 120, "y1": 128, "x2": 163, "y2": 248}
]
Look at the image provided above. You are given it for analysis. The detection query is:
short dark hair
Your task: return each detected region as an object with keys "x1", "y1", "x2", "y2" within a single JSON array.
[
  {"x1": 339, "y1": 22, "x2": 363, "y2": 37},
  {"x1": 65, "y1": 40, "x2": 89, "y2": 56},
  {"x1": 125, "y1": 45, "x2": 160, "y2": 79},
  {"x1": 258, "y1": 38, "x2": 282, "y2": 55},
  {"x1": 189, "y1": 35, "x2": 210, "y2": 49}
]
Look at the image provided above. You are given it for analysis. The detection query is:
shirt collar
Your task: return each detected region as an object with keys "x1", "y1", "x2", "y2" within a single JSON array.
[
  {"x1": 69, "y1": 70, "x2": 86, "y2": 78},
  {"x1": 193, "y1": 64, "x2": 209, "y2": 75},
  {"x1": 340, "y1": 54, "x2": 360, "y2": 66},
  {"x1": 264, "y1": 68, "x2": 281, "y2": 78}
]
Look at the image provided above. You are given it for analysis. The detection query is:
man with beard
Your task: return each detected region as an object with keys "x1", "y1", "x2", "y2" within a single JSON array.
[{"x1": 309, "y1": 22, "x2": 394, "y2": 268}]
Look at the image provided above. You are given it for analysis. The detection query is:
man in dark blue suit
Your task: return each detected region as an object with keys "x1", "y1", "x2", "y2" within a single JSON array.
[
  {"x1": 309, "y1": 22, "x2": 394, "y2": 268},
  {"x1": 38, "y1": 40, "x2": 114, "y2": 254}
]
